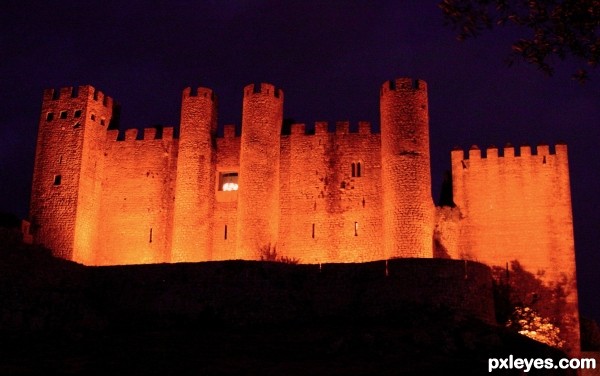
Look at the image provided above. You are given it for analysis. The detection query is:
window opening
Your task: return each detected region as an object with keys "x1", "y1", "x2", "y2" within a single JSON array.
[
  {"x1": 351, "y1": 163, "x2": 356, "y2": 177},
  {"x1": 53, "y1": 175, "x2": 62, "y2": 185},
  {"x1": 357, "y1": 162, "x2": 361, "y2": 177},
  {"x1": 74, "y1": 110, "x2": 82, "y2": 118},
  {"x1": 224, "y1": 225, "x2": 228, "y2": 240},
  {"x1": 312, "y1": 224, "x2": 315, "y2": 239},
  {"x1": 46, "y1": 113, "x2": 54, "y2": 121},
  {"x1": 354, "y1": 221, "x2": 358, "y2": 236},
  {"x1": 219, "y1": 172, "x2": 239, "y2": 191},
  {"x1": 149, "y1": 228, "x2": 153, "y2": 243},
  {"x1": 60, "y1": 111, "x2": 67, "y2": 119}
]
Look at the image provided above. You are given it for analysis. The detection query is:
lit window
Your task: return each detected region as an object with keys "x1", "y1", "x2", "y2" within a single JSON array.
[{"x1": 219, "y1": 172, "x2": 238, "y2": 191}]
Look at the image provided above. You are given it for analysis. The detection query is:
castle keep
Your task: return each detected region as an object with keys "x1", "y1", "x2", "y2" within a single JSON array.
[{"x1": 29, "y1": 78, "x2": 579, "y2": 352}]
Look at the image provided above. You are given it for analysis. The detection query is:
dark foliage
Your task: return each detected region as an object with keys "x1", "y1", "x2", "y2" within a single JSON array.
[{"x1": 439, "y1": 0, "x2": 600, "y2": 82}]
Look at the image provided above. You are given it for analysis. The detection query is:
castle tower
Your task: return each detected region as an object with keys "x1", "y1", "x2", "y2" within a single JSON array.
[
  {"x1": 236, "y1": 83, "x2": 283, "y2": 259},
  {"x1": 30, "y1": 85, "x2": 113, "y2": 263},
  {"x1": 380, "y1": 78, "x2": 434, "y2": 258},
  {"x1": 171, "y1": 87, "x2": 217, "y2": 262}
]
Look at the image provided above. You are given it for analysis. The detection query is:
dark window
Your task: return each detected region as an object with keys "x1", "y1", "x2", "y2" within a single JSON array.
[
  {"x1": 73, "y1": 122, "x2": 81, "y2": 129},
  {"x1": 60, "y1": 111, "x2": 67, "y2": 119},
  {"x1": 357, "y1": 162, "x2": 361, "y2": 177},
  {"x1": 224, "y1": 225, "x2": 228, "y2": 240},
  {"x1": 354, "y1": 222, "x2": 358, "y2": 236},
  {"x1": 91, "y1": 114, "x2": 96, "y2": 121},
  {"x1": 312, "y1": 224, "x2": 315, "y2": 239},
  {"x1": 53, "y1": 175, "x2": 62, "y2": 185},
  {"x1": 74, "y1": 110, "x2": 82, "y2": 118},
  {"x1": 100, "y1": 119, "x2": 105, "y2": 126},
  {"x1": 46, "y1": 113, "x2": 54, "y2": 121},
  {"x1": 351, "y1": 163, "x2": 356, "y2": 177},
  {"x1": 149, "y1": 228, "x2": 153, "y2": 243}
]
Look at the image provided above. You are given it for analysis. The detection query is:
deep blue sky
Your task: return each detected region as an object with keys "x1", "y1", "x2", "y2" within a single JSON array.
[{"x1": 1, "y1": 1, "x2": 598, "y2": 324}]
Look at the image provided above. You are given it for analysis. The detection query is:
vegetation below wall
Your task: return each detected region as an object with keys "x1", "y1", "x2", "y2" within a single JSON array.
[{"x1": 0, "y1": 240, "x2": 578, "y2": 375}]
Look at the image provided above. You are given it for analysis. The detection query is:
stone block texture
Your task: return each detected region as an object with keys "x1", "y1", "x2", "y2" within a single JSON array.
[{"x1": 29, "y1": 78, "x2": 580, "y2": 354}]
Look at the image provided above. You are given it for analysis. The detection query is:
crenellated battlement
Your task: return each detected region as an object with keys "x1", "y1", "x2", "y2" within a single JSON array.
[
  {"x1": 30, "y1": 78, "x2": 581, "y2": 355},
  {"x1": 43, "y1": 85, "x2": 114, "y2": 108},
  {"x1": 380, "y1": 77, "x2": 427, "y2": 96},
  {"x1": 452, "y1": 143, "x2": 566, "y2": 160},
  {"x1": 243, "y1": 83, "x2": 283, "y2": 99},
  {"x1": 182, "y1": 86, "x2": 216, "y2": 102},
  {"x1": 107, "y1": 127, "x2": 176, "y2": 142},
  {"x1": 290, "y1": 123, "x2": 306, "y2": 135},
  {"x1": 222, "y1": 124, "x2": 236, "y2": 138}
]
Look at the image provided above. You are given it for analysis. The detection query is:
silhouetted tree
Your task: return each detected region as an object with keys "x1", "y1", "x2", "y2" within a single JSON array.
[{"x1": 439, "y1": 0, "x2": 600, "y2": 81}]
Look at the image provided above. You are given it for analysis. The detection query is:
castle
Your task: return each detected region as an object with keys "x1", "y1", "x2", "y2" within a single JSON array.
[{"x1": 29, "y1": 78, "x2": 579, "y2": 353}]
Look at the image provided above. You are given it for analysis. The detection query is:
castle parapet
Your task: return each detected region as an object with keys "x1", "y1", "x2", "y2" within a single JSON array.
[
  {"x1": 335, "y1": 121, "x2": 350, "y2": 135},
  {"x1": 315, "y1": 121, "x2": 328, "y2": 135},
  {"x1": 125, "y1": 129, "x2": 138, "y2": 141},
  {"x1": 243, "y1": 83, "x2": 283, "y2": 99},
  {"x1": 106, "y1": 129, "x2": 119, "y2": 142},
  {"x1": 380, "y1": 77, "x2": 427, "y2": 96},
  {"x1": 223, "y1": 124, "x2": 236, "y2": 138},
  {"x1": 144, "y1": 128, "x2": 157, "y2": 140},
  {"x1": 469, "y1": 145, "x2": 481, "y2": 159},
  {"x1": 182, "y1": 86, "x2": 216, "y2": 101},
  {"x1": 452, "y1": 143, "x2": 565, "y2": 160},
  {"x1": 290, "y1": 123, "x2": 306, "y2": 135},
  {"x1": 358, "y1": 121, "x2": 371, "y2": 135},
  {"x1": 43, "y1": 85, "x2": 113, "y2": 108}
]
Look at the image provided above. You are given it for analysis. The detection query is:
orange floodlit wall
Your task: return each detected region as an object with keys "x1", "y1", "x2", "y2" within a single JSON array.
[
  {"x1": 29, "y1": 79, "x2": 580, "y2": 352},
  {"x1": 450, "y1": 144, "x2": 579, "y2": 354}
]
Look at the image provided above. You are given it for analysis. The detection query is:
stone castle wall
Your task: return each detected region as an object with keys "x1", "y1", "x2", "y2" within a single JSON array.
[
  {"x1": 450, "y1": 143, "x2": 580, "y2": 354},
  {"x1": 28, "y1": 80, "x2": 580, "y2": 353}
]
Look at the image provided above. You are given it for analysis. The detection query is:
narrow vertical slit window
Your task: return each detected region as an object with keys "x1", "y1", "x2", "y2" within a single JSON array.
[
  {"x1": 224, "y1": 225, "x2": 228, "y2": 240},
  {"x1": 149, "y1": 228, "x2": 153, "y2": 243},
  {"x1": 351, "y1": 163, "x2": 356, "y2": 177},
  {"x1": 357, "y1": 162, "x2": 361, "y2": 177},
  {"x1": 312, "y1": 224, "x2": 315, "y2": 239},
  {"x1": 354, "y1": 222, "x2": 358, "y2": 236}
]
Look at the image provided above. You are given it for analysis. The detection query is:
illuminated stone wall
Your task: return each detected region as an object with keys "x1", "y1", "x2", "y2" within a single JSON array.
[
  {"x1": 451, "y1": 144, "x2": 580, "y2": 354},
  {"x1": 172, "y1": 87, "x2": 217, "y2": 262},
  {"x1": 29, "y1": 80, "x2": 581, "y2": 353},
  {"x1": 30, "y1": 86, "x2": 113, "y2": 263},
  {"x1": 380, "y1": 79, "x2": 434, "y2": 259},
  {"x1": 96, "y1": 128, "x2": 177, "y2": 265}
]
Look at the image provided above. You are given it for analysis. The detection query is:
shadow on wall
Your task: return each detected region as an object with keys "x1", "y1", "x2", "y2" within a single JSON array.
[{"x1": 492, "y1": 260, "x2": 571, "y2": 349}]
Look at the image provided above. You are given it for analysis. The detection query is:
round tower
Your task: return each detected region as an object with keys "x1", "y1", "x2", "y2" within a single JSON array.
[
  {"x1": 380, "y1": 78, "x2": 434, "y2": 258},
  {"x1": 172, "y1": 87, "x2": 217, "y2": 262},
  {"x1": 236, "y1": 83, "x2": 283, "y2": 259}
]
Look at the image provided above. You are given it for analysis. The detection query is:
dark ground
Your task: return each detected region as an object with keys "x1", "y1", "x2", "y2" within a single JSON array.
[{"x1": 0, "y1": 232, "x2": 579, "y2": 375}]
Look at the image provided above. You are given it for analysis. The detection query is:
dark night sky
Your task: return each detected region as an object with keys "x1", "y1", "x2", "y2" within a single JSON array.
[{"x1": 1, "y1": 1, "x2": 598, "y2": 324}]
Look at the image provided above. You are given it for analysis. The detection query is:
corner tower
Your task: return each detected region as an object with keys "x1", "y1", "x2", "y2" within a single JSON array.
[
  {"x1": 380, "y1": 78, "x2": 434, "y2": 258},
  {"x1": 236, "y1": 83, "x2": 283, "y2": 259},
  {"x1": 30, "y1": 85, "x2": 114, "y2": 263},
  {"x1": 172, "y1": 87, "x2": 217, "y2": 262}
]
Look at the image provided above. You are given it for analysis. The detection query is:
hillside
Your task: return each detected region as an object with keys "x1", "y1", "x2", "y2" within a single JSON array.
[{"x1": 0, "y1": 240, "x2": 577, "y2": 375}]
